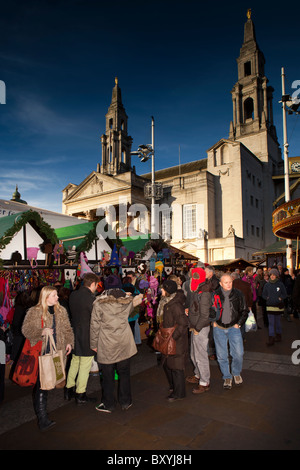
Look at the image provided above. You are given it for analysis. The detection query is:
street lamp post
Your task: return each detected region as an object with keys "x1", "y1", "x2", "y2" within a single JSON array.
[
  {"x1": 131, "y1": 116, "x2": 161, "y2": 237},
  {"x1": 151, "y1": 117, "x2": 155, "y2": 235},
  {"x1": 281, "y1": 67, "x2": 293, "y2": 271},
  {"x1": 280, "y1": 68, "x2": 300, "y2": 271}
]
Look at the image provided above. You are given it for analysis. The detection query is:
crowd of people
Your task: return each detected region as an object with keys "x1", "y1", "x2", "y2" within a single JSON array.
[{"x1": 1, "y1": 260, "x2": 299, "y2": 431}]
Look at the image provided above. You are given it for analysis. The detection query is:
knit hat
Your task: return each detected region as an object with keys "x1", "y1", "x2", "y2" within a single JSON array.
[
  {"x1": 107, "y1": 288, "x2": 126, "y2": 299},
  {"x1": 104, "y1": 274, "x2": 122, "y2": 290},
  {"x1": 269, "y1": 268, "x2": 279, "y2": 277},
  {"x1": 190, "y1": 267, "x2": 206, "y2": 292},
  {"x1": 162, "y1": 279, "x2": 177, "y2": 294}
]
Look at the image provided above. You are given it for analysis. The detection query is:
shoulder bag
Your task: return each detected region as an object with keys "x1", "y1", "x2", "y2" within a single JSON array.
[
  {"x1": 38, "y1": 331, "x2": 65, "y2": 390},
  {"x1": 153, "y1": 324, "x2": 177, "y2": 356}
]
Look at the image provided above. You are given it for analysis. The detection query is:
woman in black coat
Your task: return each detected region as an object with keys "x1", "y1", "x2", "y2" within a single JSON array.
[{"x1": 160, "y1": 280, "x2": 188, "y2": 402}]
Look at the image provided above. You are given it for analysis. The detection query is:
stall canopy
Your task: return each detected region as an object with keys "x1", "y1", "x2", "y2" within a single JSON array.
[
  {"x1": 54, "y1": 221, "x2": 112, "y2": 250},
  {"x1": 120, "y1": 234, "x2": 151, "y2": 254},
  {"x1": 211, "y1": 258, "x2": 256, "y2": 270},
  {"x1": 252, "y1": 239, "x2": 298, "y2": 256},
  {"x1": 0, "y1": 211, "x2": 57, "y2": 243},
  {"x1": 169, "y1": 245, "x2": 198, "y2": 261}
]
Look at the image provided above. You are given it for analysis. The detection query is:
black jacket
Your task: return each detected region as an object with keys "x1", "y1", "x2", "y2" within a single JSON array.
[
  {"x1": 212, "y1": 286, "x2": 248, "y2": 328},
  {"x1": 69, "y1": 286, "x2": 95, "y2": 356},
  {"x1": 162, "y1": 291, "x2": 188, "y2": 370}
]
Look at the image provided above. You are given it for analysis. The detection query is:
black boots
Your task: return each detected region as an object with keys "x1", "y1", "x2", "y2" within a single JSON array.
[
  {"x1": 33, "y1": 388, "x2": 56, "y2": 432},
  {"x1": 64, "y1": 386, "x2": 75, "y2": 401},
  {"x1": 75, "y1": 392, "x2": 96, "y2": 405},
  {"x1": 65, "y1": 386, "x2": 96, "y2": 404}
]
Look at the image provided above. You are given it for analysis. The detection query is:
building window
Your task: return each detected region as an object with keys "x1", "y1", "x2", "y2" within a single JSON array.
[
  {"x1": 244, "y1": 61, "x2": 251, "y2": 76},
  {"x1": 183, "y1": 204, "x2": 197, "y2": 239},
  {"x1": 161, "y1": 207, "x2": 172, "y2": 239},
  {"x1": 244, "y1": 97, "x2": 254, "y2": 120}
]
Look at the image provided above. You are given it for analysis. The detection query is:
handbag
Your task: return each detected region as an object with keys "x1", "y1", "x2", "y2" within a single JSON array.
[
  {"x1": 12, "y1": 317, "x2": 44, "y2": 387},
  {"x1": 12, "y1": 338, "x2": 42, "y2": 387},
  {"x1": 153, "y1": 324, "x2": 177, "y2": 356},
  {"x1": 38, "y1": 331, "x2": 66, "y2": 391}
]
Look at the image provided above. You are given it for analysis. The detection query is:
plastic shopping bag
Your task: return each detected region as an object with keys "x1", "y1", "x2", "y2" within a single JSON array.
[{"x1": 245, "y1": 309, "x2": 257, "y2": 333}]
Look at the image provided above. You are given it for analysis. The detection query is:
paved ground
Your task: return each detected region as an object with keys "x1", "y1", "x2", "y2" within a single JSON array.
[{"x1": 1, "y1": 314, "x2": 300, "y2": 453}]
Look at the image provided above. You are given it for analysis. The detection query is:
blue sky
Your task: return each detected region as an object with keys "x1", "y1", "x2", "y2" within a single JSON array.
[{"x1": 0, "y1": 0, "x2": 299, "y2": 213}]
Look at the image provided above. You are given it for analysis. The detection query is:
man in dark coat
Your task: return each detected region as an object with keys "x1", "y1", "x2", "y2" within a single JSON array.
[{"x1": 65, "y1": 273, "x2": 99, "y2": 404}]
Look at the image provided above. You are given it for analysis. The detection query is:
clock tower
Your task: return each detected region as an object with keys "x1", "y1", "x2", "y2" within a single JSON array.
[
  {"x1": 229, "y1": 9, "x2": 281, "y2": 166},
  {"x1": 100, "y1": 78, "x2": 133, "y2": 176}
]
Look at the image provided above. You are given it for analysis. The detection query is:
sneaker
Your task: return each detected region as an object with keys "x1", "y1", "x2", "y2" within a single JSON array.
[
  {"x1": 233, "y1": 375, "x2": 243, "y2": 385},
  {"x1": 121, "y1": 403, "x2": 133, "y2": 411},
  {"x1": 95, "y1": 403, "x2": 112, "y2": 413},
  {"x1": 223, "y1": 378, "x2": 232, "y2": 389}
]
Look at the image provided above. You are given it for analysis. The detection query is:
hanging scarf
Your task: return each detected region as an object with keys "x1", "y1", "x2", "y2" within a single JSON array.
[{"x1": 156, "y1": 292, "x2": 177, "y2": 324}]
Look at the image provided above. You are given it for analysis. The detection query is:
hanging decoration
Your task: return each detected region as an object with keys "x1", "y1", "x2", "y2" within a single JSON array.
[
  {"x1": 53, "y1": 242, "x2": 64, "y2": 265},
  {"x1": 26, "y1": 247, "x2": 39, "y2": 268},
  {"x1": 109, "y1": 244, "x2": 120, "y2": 266},
  {"x1": 78, "y1": 252, "x2": 92, "y2": 278},
  {"x1": 119, "y1": 245, "x2": 128, "y2": 265}
]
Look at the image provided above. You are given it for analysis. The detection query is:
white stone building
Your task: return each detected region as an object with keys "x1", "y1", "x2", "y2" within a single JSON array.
[{"x1": 62, "y1": 13, "x2": 287, "y2": 263}]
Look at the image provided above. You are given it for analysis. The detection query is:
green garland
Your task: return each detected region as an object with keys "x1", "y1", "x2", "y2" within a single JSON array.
[
  {"x1": 74, "y1": 220, "x2": 123, "y2": 261},
  {"x1": 0, "y1": 210, "x2": 59, "y2": 262},
  {"x1": 138, "y1": 234, "x2": 169, "y2": 258}
]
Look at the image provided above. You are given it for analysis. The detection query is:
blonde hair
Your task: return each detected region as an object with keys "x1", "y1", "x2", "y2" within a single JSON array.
[{"x1": 37, "y1": 286, "x2": 60, "y2": 321}]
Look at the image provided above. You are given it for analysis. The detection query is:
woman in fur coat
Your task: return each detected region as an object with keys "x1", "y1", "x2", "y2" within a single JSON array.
[{"x1": 22, "y1": 286, "x2": 74, "y2": 431}]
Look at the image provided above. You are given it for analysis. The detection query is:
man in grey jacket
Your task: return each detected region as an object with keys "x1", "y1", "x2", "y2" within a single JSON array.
[{"x1": 185, "y1": 267, "x2": 212, "y2": 394}]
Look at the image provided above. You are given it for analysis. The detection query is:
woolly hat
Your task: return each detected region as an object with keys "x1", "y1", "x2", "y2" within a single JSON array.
[
  {"x1": 107, "y1": 288, "x2": 126, "y2": 299},
  {"x1": 269, "y1": 268, "x2": 279, "y2": 277},
  {"x1": 162, "y1": 279, "x2": 177, "y2": 294},
  {"x1": 104, "y1": 274, "x2": 122, "y2": 290},
  {"x1": 190, "y1": 267, "x2": 206, "y2": 292}
]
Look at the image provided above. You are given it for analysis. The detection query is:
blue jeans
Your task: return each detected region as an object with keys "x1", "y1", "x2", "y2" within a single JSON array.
[
  {"x1": 213, "y1": 325, "x2": 244, "y2": 379},
  {"x1": 267, "y1": 314, "x2": 282, "y2": 337}
]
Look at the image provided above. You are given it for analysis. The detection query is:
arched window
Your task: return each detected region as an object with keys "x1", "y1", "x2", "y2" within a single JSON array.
[{"x1": 244, "y1": 97, "x2": 254, "y2": 120}]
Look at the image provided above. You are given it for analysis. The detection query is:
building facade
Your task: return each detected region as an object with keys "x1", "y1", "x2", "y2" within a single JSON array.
[{"x1": 62, "y1": 12, "x2": 286, "y2": 263}]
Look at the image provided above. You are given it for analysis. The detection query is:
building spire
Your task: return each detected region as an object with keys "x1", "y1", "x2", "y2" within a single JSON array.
[
  {"x1": 244, "y1": 8, "x2": 256, "y2": 43},
  {"x1": 100, "y1": 78, "x2": 133, "y2": 175}
]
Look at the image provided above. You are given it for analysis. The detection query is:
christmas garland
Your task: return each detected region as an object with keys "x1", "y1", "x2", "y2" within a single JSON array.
[
  {"x1": 0, "y1": 210, "x2": 59, "y2": 264},
  {"x1": 138, "y1": 235, "x2": 169, "y2": 259}
]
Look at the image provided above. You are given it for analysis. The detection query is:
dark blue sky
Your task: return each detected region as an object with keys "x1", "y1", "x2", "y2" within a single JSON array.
[{"x1": 0, "y1": 0, "x2": 299, "y2": 212}]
